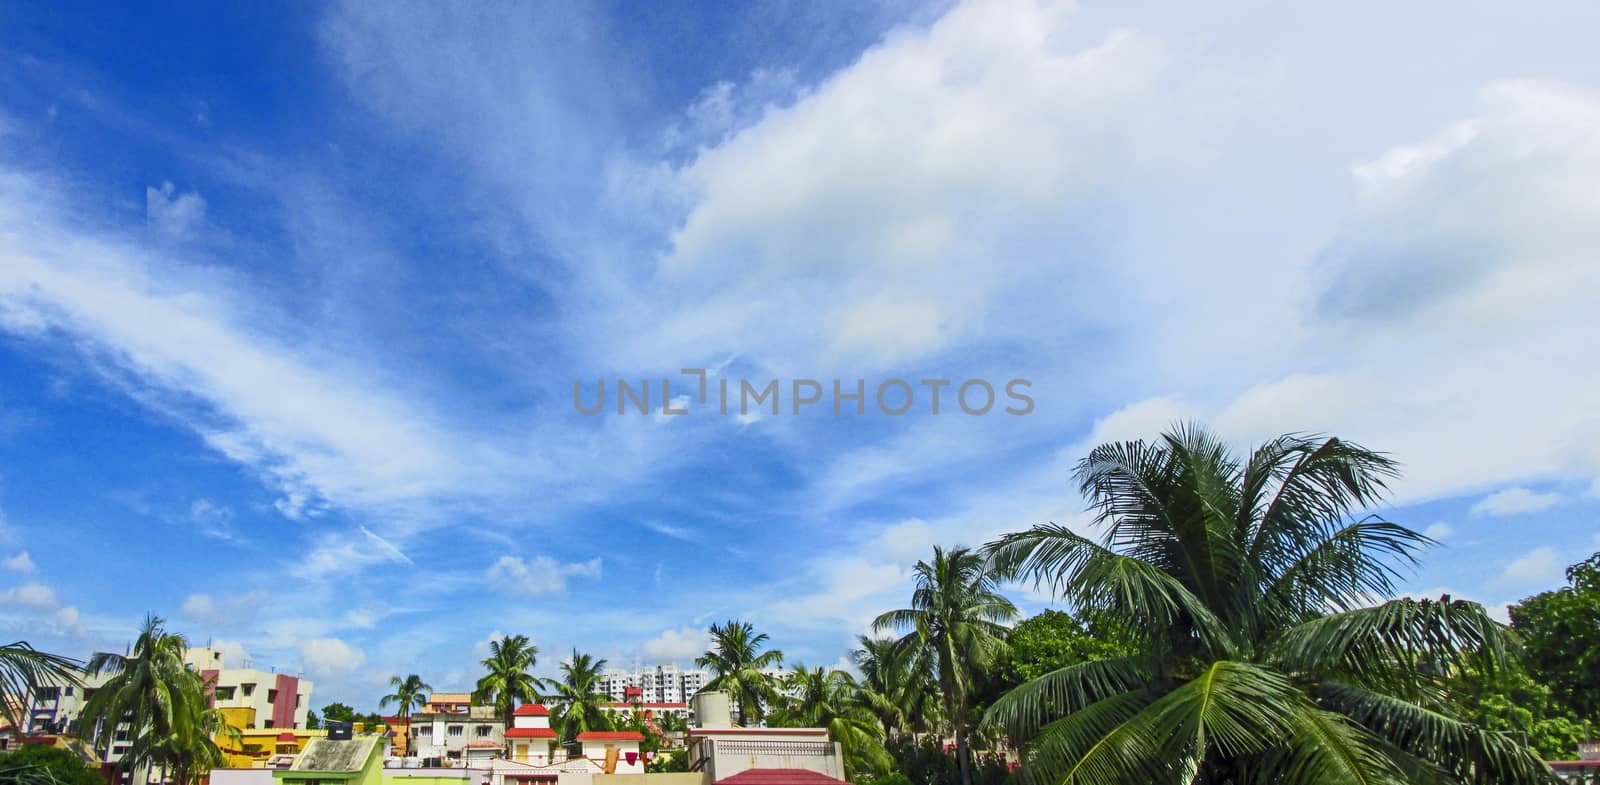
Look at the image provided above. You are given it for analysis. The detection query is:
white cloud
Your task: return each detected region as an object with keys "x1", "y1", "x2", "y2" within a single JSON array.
[
  {"x1": 642, "y1": 626, "x2": 709, "y2": 662},
  {"x1": 2, "y1": 551, "x2": 35, "y2": 573},
  {"x1": 189, "y1": 499, "x2": 235, "y2": 540},
  {"x1": 1422, "y1": 522, "x2": 1453, "y2": 541},
  {"x1": 297, "y1": 637, "x2": 367, "y2": 678},
  {"x1": 642, "y1": 521, "x2": 698, "y2": 542},
  {"x1": 486, "y1": 555, "x2": 602, "y2": 597},
  {"x1": 1472, "y1": 487, "x2": 1563, "y2": 517},
  {"x1": 0, "y1": 581, "x2": 58, "y2": 611},
  {"x1": 146, "y1": 182, "x2": 207, "y2": 238},
  {"x1": 212, "y1": 638, "x2": 252, "y2": 668},
  {"x1": 1500, "y1": 546, "x2": 1564, "y2": 586}
]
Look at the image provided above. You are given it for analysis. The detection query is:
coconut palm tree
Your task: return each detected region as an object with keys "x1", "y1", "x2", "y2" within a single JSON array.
[
  {"x1": 380, "y1": 674, "x2": 433, "y2": 720},
  {"x1": 695, "y1": 620, "x2": 785, "y2": 725},
  {"x1": 0, "y1": 641, "x2": 79, "y2": 730},
  {"x1": 874, "y1": 547, "x2": 1019, "y2": 785},
  {"x1": 79, "y1": 615, "x2": 221, "y2": 785},
  {"x1": 851, "y1": 635, "x2": 939, "y2": 739},
  {"x1": 474, "y1": 635, "x2": 544, "y2": 727},
  {"x1": 769, "y1": 665, "x2": 891, "y2": 778},
  {"x1": 548, "y1": 649, "x2": 613, "y2": 745},
  {"x1": 982, "y1": 426, "x2": 1553, "y2": 785}
]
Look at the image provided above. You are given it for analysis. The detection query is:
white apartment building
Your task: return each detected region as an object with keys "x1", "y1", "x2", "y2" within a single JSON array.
[
  {"x1": 184, "y1": 647, "x2": 315, "y2": 729},
  {"x1": 600, "y1": 663, "x2": 710, "y2": 704}
]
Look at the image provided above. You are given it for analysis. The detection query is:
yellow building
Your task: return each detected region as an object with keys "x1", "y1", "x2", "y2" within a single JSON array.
[{"x1": 216, "y1": 707, "x2": 328, "y2": 768}]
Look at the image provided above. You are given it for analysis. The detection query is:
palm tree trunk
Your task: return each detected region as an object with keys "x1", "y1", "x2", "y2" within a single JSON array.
[{"x1": 955, "y1": 731, "x2": 972, "y2": 785}]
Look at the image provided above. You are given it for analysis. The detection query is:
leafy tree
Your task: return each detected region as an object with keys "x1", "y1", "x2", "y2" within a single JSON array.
[
  {"x1": 474, "y1": 635, "x2": 545, "y2": 727},
  {"x1": 0, "y1": 743, "x2": 106, "y2": 785},
  {"x1": 79, "y1": 615, "x2": 228, "y2": 785},
  {"x1": 997, "y1": 609, "x2": 1136, "y2": 685},
  {"x1": 381, "y1": 674, "x2": 434, "y2": 720},
  {"x1": 548, "y1": 649, "x2": 613, "y2": 745},
  {"x1": 884, "y1": 735, "x2": 1011, "y2": 785},
  {"x1": 983, "y1": 427, "x2": 1552, "y2": 785},
  {"x1": 1509, "y1": 550, "x2": 1600, "y2": 718},
  {"x1": 319, "y1": 702, "x2": 358, "y2": 724},
  {"x1": 769, "y1": 665, "x2": 890, "y2": 778},
  {"x1": 0, "y1": 642, "x2": 79, "y2": 731},
  {"x1": 696, "y1": 621, "x2": 785, "y2": 725},
  {"x1": 852, "y1": 636, "x2": 939, "y2": 739},
  {"x1": 874, "y1": 546, "x2": 1018, "y2": 785},
  {"x1": 1446, "y1": 660, "x2": 1595, "y2": 760},
  {"x1": 305, "y1": 710, "x2": 321, "y2": 730}
]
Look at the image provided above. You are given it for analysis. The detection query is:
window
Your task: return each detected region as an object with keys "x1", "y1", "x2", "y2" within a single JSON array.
[
  {"x1": 268, "y1": 689, "x2": 279, "y2": 703},
  {"x1": 475, "y1": 726, "x2": 491, "y2": 738},
  {"x1": 448, "y1": 725, "x2": 463, "y2": 737},
  {"x1": 265, "y1": 720, "x2": 275, "y2": 729},
  {"x1": 36, "y1": 687, "x2": 59, "y2": 700},
  {"x1": 296, "y1": 695, "x2": 303, "y2": 707},
  {"x1": 242, "y1": 683, "x2": 256, "y2": 697},
  {"x1": 214, "y1": 687, "x2": 236, "y2": 700},
  {"x1": 114, "y1": 729, "x2": 130, "y2": 741},
  {"x1": 65, "y1": 687, "x2": 74, "y2": 696}
]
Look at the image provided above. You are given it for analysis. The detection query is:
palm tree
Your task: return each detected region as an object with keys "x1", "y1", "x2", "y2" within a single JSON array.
[
  {"x1": 79, "y1": 615, "x2": 222, "y2": 785},
  {"x1": 0, "y1": 641, "x2": 80, "y2": 731},
  {"x1": 380, "y1": 674, "x2": 433, "y2": 720},
  {"x1": 695, "y1": 620, "x2": 785, "y2": 725},
  {"x1": 851, "y1": 635, "x2": 940, "y2": 740},
  {"x1": 474, "y1": 635, "x2": 544, "y2": 727},
  {"x1": 769, "y1": 665, "x2": 891, "y2": 778},
  {"x1": 874, "y1": 547, "x2": 1018, "y2": 785},
  {"x1": 982, "y1": 426, "x2": 1552, "y2": 785},
  {"x1": 548, "y1": 649, "x2": 613, "y2": 745}
]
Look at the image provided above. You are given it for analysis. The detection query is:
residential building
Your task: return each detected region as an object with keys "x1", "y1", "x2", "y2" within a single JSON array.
[
  {"x1": 504, "y1": 704, "x2": 559, "y2": 766},
  {"x1": 684, "y1": 692, "x2": 844, "y2": 784},
  {"x1": 600, "y1": 665, "x2": 710, "y2": 705},
  {"x1": 185, "y1": 647, "x2": 315, "y2": 730},
  {"x1": 409, "y1": 695, "x2": 503, "y2": 762},
  {"x1": 273, "y1": 737, "x2": 384, "y2": 785},
  {"x1": 600, "y1": 702, "x2": 690, "y2": 722}
]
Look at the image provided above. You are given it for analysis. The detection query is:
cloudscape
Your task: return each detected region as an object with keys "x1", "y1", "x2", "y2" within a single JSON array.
[{"x1": 1, "y1": 0, "x2": 1598, "y2": 716}]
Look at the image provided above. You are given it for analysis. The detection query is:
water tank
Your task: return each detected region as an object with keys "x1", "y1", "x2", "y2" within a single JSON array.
[
  {"x1": 692, "y1": 690, "x2": 732, "y2": 728},
  {"x1": 327, "y1": 720, "x2": 353, "y2": 740}
]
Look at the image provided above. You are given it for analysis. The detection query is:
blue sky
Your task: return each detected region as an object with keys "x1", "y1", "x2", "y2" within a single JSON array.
[{"x1": 1, "y1": 0, "x2": 1599, "y2": 708}]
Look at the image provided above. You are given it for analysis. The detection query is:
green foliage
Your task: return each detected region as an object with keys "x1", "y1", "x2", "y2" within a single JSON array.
[
  {"x1": 769, "y1": 665, "x2": 891, "y2": 778},
  {"x1": 1509, "y1": 550, "x2": 1600, "y2": 719},
  {"x1": 79, "y1": 615, "x2": 234, "y2": 785},
  {"x1": 885, "y1": 735, "x2": 1011, "y2": 785},
  {"x1": 874, "y1": 546, "x2": 1018, "y2": 785},
  {"x1": 1446, "y1": 660, "x2": 1596, "y2": 761},
  {"x1": 0, "y1": 744, "x2": 106, "y2": 785},
  {"x1": 548, "y1": 649, "x2": 614, "y2": 745},
  {"x1": 319, "y1": 702, "x2": 358, "y2": 723},
  {"x1": 996, "y1": 610, "x2": 1136, "y2": 686},
  {"x1": 304, "y1": 710, "x2": 321, "y2": 730},
  {"x1": 474, "y1": 635, "x2": 546, "y2": 727},
  {"x1": 645, "y1": 750, "x2": 689, "y2": 773},
  {"x1": 981, "y1": 427, "x2": 1553, "y2": 785},
  {"x1": 853, "y1": 636, "x2": 939, "y2": 739},
  {"x1": 380, "y1": 674, "x2": 434, "y2": 720},
  {"x1": 695, "y1": 621, "x2": 785, "y2": 725}
]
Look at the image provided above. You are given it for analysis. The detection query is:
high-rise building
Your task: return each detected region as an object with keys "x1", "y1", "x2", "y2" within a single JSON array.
[{"x1": 600, "y1": 663, "x2": 711, "y2": 703}]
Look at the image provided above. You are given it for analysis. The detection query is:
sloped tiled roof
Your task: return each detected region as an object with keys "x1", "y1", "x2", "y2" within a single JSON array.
[
  {"x1": 715, "y1": 769, "x2": 852, "y2": 785},
  {"x1": 513, "y1": 704, "x2": 551, "y2": 716}
]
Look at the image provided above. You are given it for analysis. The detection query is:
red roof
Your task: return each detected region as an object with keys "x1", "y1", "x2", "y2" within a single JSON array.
[
  {"x1": 465, "y1": 741, "x2": 503, "y2": 749},
  {"x1": 715, "y1": 769, "x2": 852, "y2": 785},
  {"x1": 275, "y1": 732, "x2": 298, "y2": 742},
  {"x1": 513, "y1": 704, "x2": 551, "y2": 717},
  {"x1": 608, "y1": 702, "x2": 688, "y2": 709},
  {"x1": 575, "y1": 731, "x2": 645, "y2": 742},
  {"x1": 505, "y1": 727, "x2": 559, "y2": 739}
]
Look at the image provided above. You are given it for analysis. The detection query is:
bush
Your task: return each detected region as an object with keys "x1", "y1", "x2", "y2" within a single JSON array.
[{"x1": 0, "y1": 744, "x2": 105, "y2": 785}]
